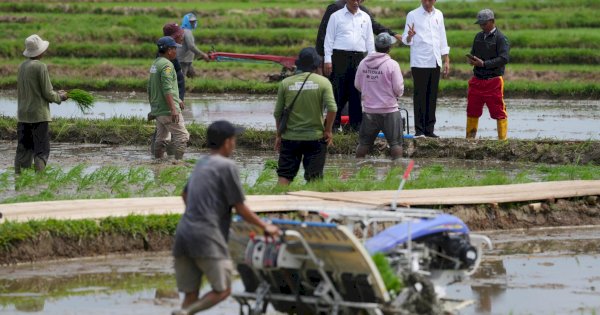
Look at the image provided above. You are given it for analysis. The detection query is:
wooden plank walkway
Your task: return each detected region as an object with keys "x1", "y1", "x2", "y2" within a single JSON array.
[
  {"x1": 288, "y1": 180, "x2": 600, "y2": 206},
  {"x1": 1, "y1": 180, "x2": 598, "y2": 223}
]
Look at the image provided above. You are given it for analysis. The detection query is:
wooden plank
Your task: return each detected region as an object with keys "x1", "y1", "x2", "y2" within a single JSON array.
[
  {"x1": 0, "y1": 195, "x2": 377, "y2": 223},
  {"x1": 288, "y1": 180, "x2": 600, "y2": 206}
]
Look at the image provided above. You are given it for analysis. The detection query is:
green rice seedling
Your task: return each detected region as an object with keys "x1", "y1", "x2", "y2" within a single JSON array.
[
  {"x1": 372, "y1": 253, "x2": 403, "y2": 294},
  {"x1": 67, "y1": 89, "x2": 95, "y2": 113}
]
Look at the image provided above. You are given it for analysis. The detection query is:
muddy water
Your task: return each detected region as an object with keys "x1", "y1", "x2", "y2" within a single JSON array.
[
  {"x1": 1, "y1": 227, "x2": 599, "y2": 315},
  {"x1": 0, "y1": 140, "x2": 526, "y2": 187},
  {"x1": 0, "y1": 92, "x2": 598, "y2": 140}
]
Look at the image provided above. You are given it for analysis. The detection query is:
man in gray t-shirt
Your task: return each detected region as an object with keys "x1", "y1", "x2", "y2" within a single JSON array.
[{"x1": 172, "y1": 120, "x2": 279, "y2": 315}]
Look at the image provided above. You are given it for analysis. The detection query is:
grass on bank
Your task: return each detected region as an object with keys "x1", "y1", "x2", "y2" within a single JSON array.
[{"x1": 2, "y1": 161, "x2": 600, "y2": 204}]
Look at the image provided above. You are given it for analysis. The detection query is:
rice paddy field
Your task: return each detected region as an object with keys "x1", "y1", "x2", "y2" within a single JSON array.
[
  {"x1": 0, "y1": 0, "x2": 598, "y2": 97},
  {"x1": 1, "y1": 1, "x2": 600, "y2": 314}
]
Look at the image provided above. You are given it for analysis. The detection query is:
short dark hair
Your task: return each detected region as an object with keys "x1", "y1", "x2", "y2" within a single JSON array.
[
  {"x1": 376, "y1": 46, "x2": 391, "y2": 54},
  {"x1": 206, "y1": 120, "x2": 244, "y2": 149}
]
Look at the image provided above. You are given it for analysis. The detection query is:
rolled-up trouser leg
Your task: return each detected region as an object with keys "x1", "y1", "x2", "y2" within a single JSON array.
[
  {"x1": 14, "y1": 122, "x2": 34, "y2": 174},
  {"x1": 157, "y1": 114, "x2": 190, "y2": 160},
  {"x1": 154, "y1": 118, "x2": 170, "y2": 159}
]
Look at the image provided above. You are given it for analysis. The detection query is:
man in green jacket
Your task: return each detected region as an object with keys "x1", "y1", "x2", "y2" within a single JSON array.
[
  {"x1": 274, "y1": 47, "x2": 337, "y2": 185},
  {"x1": 148, "y1": 36, "x2": 190, "y2": 160},
  {"x1": 15, "y1": 34, "x2": 67, "y2": 174}
]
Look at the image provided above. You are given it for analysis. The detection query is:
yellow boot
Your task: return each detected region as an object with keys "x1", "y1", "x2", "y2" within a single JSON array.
[
  {"x1": 497, "y1": 119, "x2": 508, "y2": 140},
  {"x1": 466, "y1": 117, "x2": 479, "y2": 139}
]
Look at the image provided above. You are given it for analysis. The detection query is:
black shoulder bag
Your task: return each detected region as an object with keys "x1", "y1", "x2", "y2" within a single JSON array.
[{"x1": 277, "y1": 73, "x2": 311, "y2": 135}]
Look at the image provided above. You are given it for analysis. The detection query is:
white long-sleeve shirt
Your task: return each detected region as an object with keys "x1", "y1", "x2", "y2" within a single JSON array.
[
  {"x1": 324, "y1": 5, "x2": 375, "y2": 64},
  {"x1": 402, "y1": 6, "x2": 450, "y2": 68}
]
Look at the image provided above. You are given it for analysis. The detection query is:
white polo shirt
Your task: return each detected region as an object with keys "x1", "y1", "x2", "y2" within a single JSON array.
[
  {"x1": 401, "y1": 5, "x2": 450, "y2": 68},
  {"x1": 324, "y1": 5, "x2": 375, "y2": 63}
]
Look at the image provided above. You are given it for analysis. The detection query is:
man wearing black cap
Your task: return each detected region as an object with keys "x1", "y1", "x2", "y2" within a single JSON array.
[
  {"x1": 148, "y1": 36, "x2": 189, "y2": 160},
  {"x1": 274, "y1": 47, "x2": 337, "y2": 185},
  {"x1": 466, "y1": 9, "x2": 510, "y2": 140},
  {"x1": 172, "y1": 120, "x2": 280, "y2": 315}
]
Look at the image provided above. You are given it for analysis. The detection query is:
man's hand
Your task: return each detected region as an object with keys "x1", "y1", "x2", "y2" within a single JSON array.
[
  {"x1": 147, "y1": 112, "x2": 156, "y2": 121},
  {"x1": 323, "y1": 130, "x2": 333, "y2": 146},
  {"x1": 264, "y1": 224, "x2": 280, "y2": 237},
  {"x1": 324, "y1": 63, "x2": 333, "y2": 77},
  {"x1": 171, "y1": 111, "x2": 180, "y2": 123},
  {"x1": 469, "y1": 56, "x2": 485, "y2": 68},
  {"x1": 274, "y1": 135, "x2": 282, "y2": 152},
  {"x1": 443, "y1": 61, "x2": 450, "y2": 78},
  {"x1": 200, "y1": 52, "x2": 210, "y2": 62},
  {"x1": 406, "y1": 23, "x2": 416, "y2": 43},
  {"x1": 179, "y1": 100, "x2": 185, "y2": 111},
  {"x1": 58, "y1": 90, "x2": 68, "y2": 101},
  {"x1": 394, "y1": 34, "x2": 402, "y2": 42}
]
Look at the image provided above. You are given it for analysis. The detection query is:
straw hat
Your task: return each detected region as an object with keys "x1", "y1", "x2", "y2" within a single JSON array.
[{"x1": 23, "y1": 34, "x2": 49, "y2": 58}]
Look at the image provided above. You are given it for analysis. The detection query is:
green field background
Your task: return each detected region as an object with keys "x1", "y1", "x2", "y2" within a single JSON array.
[{"x1": 0, "y1": 0, "x2": 598, "y2": 97}]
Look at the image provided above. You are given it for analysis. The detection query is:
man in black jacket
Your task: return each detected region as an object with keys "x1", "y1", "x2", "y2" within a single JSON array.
[
  {"x1": 316, "y1": 0, "x2": 401, "y2": 131},
  {"x1": 466, "y1": 9, "x2": 510, "y2": 140}
]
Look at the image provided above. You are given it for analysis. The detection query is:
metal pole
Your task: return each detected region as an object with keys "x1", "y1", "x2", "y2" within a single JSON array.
[{"x1": 391, "y1": 160, "x2": 415, "y2": 211}]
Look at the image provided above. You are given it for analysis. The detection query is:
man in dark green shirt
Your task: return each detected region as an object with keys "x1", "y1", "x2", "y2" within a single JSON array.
[
  {"x1": 274, "y1": 47, "x2": 337, "y2": 185},
  {"x1": 15, "y1": 34, "x2": 67, "y2": 174},
  {"x1": 148, "y1": 36, "x2": 190, "y2": 160}
]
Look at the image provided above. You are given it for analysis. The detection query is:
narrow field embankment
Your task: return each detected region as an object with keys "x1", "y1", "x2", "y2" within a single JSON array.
[
  {"x1": 1, "y1": 117, "x2": 598, "y2": 164},
  {"x1": 2, "y1": 197, "x2": 599, "y2": 265}
]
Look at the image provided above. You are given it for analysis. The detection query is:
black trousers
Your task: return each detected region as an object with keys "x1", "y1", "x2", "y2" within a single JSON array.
[
  {"x1": 15, "y1": 122, "x2": 50, "y2": 173},
  {"x1": 412, "y1": 67, "x2": 440, "y2": 136},
  {"x1": 331, "y1": 50, "x2": 366, "y2": 131},
  {"x1": 277, "y1": 139, "x2": 327, "y2": 182}
]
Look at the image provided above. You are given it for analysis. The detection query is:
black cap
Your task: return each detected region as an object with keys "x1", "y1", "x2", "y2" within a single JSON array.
[
  {"x1": 295, "y1": 47, "x2": 322, "y2": 72},
  {"x1": 206, "y1": 120, "x2": 244, "y2": 149},
  {"x1": 157, "y1": 36, "x2": 181, "y2": 51}
]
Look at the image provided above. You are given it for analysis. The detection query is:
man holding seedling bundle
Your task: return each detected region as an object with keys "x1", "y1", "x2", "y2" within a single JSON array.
[
  {"x1": 177, "y1": 13, "x2": 210, "y2": 78},
  {"x1": 354, "y1": 33, "x2": 404, "y2": 160},
  {"x1": 172, "y1": 120, "x2": 279, "y2": 315},
  {"x1": 15, "y1": 34, "x2": 68, "y2": 174},
  {"x1": 148, "y1": 36, "x2": 190, "y2": 160},
  {"x1": 466, "y1": 9, "x2": 510, "y2": 140}
]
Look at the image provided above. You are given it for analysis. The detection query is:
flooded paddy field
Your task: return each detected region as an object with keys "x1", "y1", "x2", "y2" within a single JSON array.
[
  {"x1": 0, "y1": 92, "x2": 598, "y2": 141},
  {"x1": 1, "y1": 227, "x2": 598, "y2": 315}
]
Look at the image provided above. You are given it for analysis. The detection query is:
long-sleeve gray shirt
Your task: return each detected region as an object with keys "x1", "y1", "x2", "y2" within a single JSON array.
[
  {"x1": 471, "y1": 28, "x2": 510, "y2": 79},
  {"x1": 176, "y1": 29, "x2": 204, "y2": 63}
]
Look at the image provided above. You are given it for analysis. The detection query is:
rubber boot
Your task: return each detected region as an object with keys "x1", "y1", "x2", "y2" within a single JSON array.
[
  {"x1": 466, "y1": 117, "x2": 479, "y2": 139},
  {"x1": 497, "y1": 119, "x2": 508, "y2": 140},
  {"x1": 174, "y1": 150, "x2": 185, "y2": 161},
  {"x1": 33, "y1": 157, "x2": 46, "y2": 173}
]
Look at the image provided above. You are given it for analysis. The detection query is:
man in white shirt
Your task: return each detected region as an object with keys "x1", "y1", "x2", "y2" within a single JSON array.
[
  {"x1": 324, "y1": 0, "x2": 375, "y2": 132},
  {"x1": 402, "y1": 0, "x2": 450, "y2": 138}
]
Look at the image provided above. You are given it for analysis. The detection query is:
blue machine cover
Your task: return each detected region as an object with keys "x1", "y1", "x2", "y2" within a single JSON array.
[{"x1": 365, "y1": 214, "x2": 469, "y2": 255}]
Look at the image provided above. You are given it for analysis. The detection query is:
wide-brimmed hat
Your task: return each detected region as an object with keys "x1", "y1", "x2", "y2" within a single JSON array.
[
  {"x1": 23, "y1": 34, "x2": 49, "y2": 58},
  {"x1": 295, "y1": 47, "x2": 322, "y2": 72},
  {"x1": 475, "y1": 9, "x2": 495, "y2": 24}
]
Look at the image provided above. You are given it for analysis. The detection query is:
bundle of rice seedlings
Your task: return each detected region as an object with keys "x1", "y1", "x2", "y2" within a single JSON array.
[
  {"x1": 67, "y1": 89, "x2": 95, "y2": 113},
  {"x1": 372, "y1": 253, "x2": 403, "y2": 294}
]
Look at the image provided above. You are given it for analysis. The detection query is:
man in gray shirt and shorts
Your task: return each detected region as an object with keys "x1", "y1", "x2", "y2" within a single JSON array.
[{"x1": 172, "y1": 120, "x2": 280, "y2": 315}]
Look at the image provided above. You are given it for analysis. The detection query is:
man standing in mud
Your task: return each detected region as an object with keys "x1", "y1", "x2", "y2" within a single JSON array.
[
  {"x1": 177, "y1": 13, "x2": 210, "y2": 78},
  {"x1": 466, "y1": 9, "x2": 510, "y2": 140},
  {"x1": 323, "y1": 0, "x2": 375, "y2": 132},
  {"x1": 354, "y1": 33, "x2": 404, "y2": 160},
  {"x1": 149, "y1": 23, "x2": 187, "y2": 158},
  {"x1": 402, "y1": 0, "x2": 450, "y2": 138},
  {"x1": 275, "y1": 47, "x2": 337, "y2": 185},
  {"x1": 148, "y1": 36, "x2": 190, "y2": 160},
  {"x1": 172, "y1": 120, "x2": 280, "y2": 315},
  {"x1": 15, "y1": 34, "x2": 68, "y2": 174}
]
